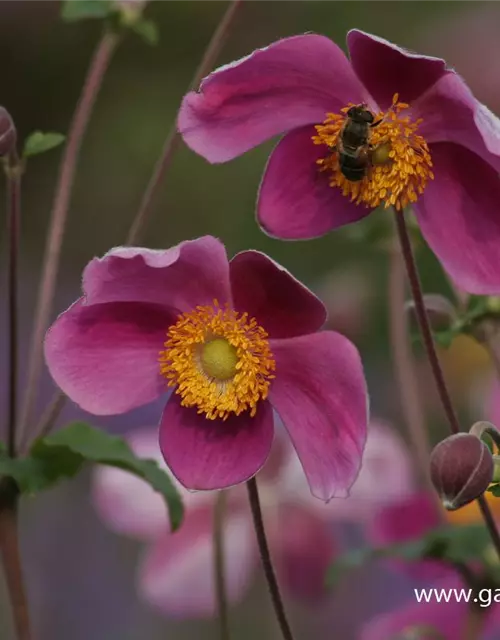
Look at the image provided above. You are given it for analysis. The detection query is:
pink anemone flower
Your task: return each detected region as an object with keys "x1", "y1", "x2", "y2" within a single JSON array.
[
  {"x1": 178, "y1": 31, "x2": 500, "y2": 294},
  {"x1": 44, "y1": 236, "x2": 368, "y2": 499},
  {"x1": 93, "y1": 427, "x2": 335, "y2": 616},
  {"x1": 93, "y1": 421, "x2": 412, "y2": 616},
  {"x1": 363, "y1": 494, "x2": 500, "y2": 640}
]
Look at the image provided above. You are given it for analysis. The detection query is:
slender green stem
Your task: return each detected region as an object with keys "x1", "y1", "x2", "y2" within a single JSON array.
[
  {"x1": 4, "y1": 155, "x2": 21, "y2": 457},
  {"x1": 0, "y1": 479, "x2": 31, "y2": 640},
  {"x1": 213, "y1": 491, "x2": 230, "y2": 640},
  {"x1": 393, "y1": 208, "x2": 500, "y2": 558},
  {"x1": 126, "y1": 0, "x2": 243, "y2": 244},
  {"x1": 17, "y1": 31, "x2": 120, "y2": 449},
  {"x1": 246, "y1": 478, "x2": 295, "y2": 640}
]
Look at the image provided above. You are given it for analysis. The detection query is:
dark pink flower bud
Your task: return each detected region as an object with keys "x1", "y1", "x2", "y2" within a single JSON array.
[
  {"x1": 430, "y1": 433, "x2": 493, "y2": 511},
  {"x1": 0, "y1": 106, "x2": 16, "y2": 156}
]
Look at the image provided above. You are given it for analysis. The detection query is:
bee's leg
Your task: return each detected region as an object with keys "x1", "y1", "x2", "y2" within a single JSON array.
[{"x1": 370, "y1": 118, "x2": 384, "y2": 128}]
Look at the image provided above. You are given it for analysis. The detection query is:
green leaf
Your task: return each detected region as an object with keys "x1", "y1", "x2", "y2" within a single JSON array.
[
  {"x1": 61, "y1": 0, "x2": 114, "y2": 22},
  {"x1": 488, "y1": 483, "x2": 500, "y2": 498},
  {"x1": 0, "y1": 423, "x2": 183, "y2": 530},
  {"x1": 132, "y1": 19, "x2": 159, "y2": 46},
  {"x1": 327, "y1": 524, "x2": 489, "y2": 586},
  {"x1": 23, "y1": 131, "x2": 65, "y2": 158}
]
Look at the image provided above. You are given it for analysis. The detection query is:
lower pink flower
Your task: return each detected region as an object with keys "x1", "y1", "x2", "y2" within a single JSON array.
[{"x1": 93, "y1": 421, "x2": 413, "y2": 617}]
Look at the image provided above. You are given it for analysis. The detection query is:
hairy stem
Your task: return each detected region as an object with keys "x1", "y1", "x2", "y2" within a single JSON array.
[
  {"x1": 126, "y1": 0, "x2": 243, "y2": 244},
  {"x1": 4, "y1": 156, "x2": 21, "y2": 457},
  {"x1": 0, "y1": 479, "x2": 31, "y2": 640},
  {"x1": 17, "y1": 31, "x2": 119, "y2": 448},
  {"x1": 213, "y1": 490, "x2": 230, "y2": 640},
  {"x1": 246, "y1": 478, "x2": 295, "y2": 640},
  {"x1": 393, "y1": 208, "x2": 500, "y2": 557}
]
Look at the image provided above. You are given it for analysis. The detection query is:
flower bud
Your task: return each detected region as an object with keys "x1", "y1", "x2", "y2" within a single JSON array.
[
  {"x1": 115, "y1": 0, "x2": 148, "y2": 24},
  {"x1": 430, "y1": 433, "x2": 493, "y2": 511},
  {"x1": 0, "y1": 106, "x2": 16, "y2": 156},
  {"x1": 405, "y1": 294, "x2": 457, "y2": 333}
]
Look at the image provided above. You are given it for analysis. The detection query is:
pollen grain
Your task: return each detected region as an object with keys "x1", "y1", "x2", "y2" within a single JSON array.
[
  {"x1": 312, "y1": 94, "x2": 434, "y2": 211},
  {"x1": 159, "y1": 301, "x2": 275, "y2": 420}
]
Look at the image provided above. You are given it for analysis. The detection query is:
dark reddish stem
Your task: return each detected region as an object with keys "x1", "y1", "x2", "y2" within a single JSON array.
[
  {"x1": 4, "y1": 155, "x2": 21, "y2": 457},
  {"x1": 246, "y1": 478, "x2": 295, "y2": 640},
  {"x1": 0, "y1": 479, "x2": 31, "y2": 640},
  {"x1": 394, "y1": 208, "x2": 500, "y2": 557},
  {"x1": 17, "y1": 31, "x2": 119, "y2": 447},
  {"x1": 126, "y1": 0, "x2": 243, "y2": 244}
]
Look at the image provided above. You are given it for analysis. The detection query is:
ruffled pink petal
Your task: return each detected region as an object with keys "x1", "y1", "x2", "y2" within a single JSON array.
[
  {"x1": 361, "y1": 574, "x2": 466, "y2": 640},
  {"x1": 82, "y1": 236, "x2": 231, "y2": 311},
  {"x1": 229, "y1": 250, "x2": 326, "y2": 339},
  {"x1": 347, "y1": 29, "x2": 448, "y2": 109},
  {"x1": 92, "y1": 428, "x2": 214, "y2": 540},
  {"x1": 268, "y1": 331, "x2": 368, "y2": 501},
  {"x1": 415, "y1": 142, "x2": 500, "y2": 294},
  {"x1": 44, "y1": 299, "x2": 170, "y2": 414},
  {"x1": 139, "y1": 505, "x2": 256, "y2": 617},
  {"x1": 269, "y1": 503, "x2": 335, "y2": 602},
  {"x1": 159, "y1": 396, "x2": 274, "y2": 490},
  {"x1": 415, "y1": 72, "x2": 500, "y2": 173},
  {"x1": 178, "y1": 35, "x2": 366, "y2": 163},
  {"x1": 258, "y1": 126, "x2": 372, "y2": 240}
]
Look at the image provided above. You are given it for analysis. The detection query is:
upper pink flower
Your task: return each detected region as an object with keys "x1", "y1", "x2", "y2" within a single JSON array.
[
  {"x1": 44, "y1": 236, "x2": 368, "y2": 500},
  {"x1": 178, "y1": 30, "x2": 500, "y2": 294}
]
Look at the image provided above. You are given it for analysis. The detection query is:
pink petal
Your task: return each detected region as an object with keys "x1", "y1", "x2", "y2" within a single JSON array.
[
  {"x1": 415, "y1": 142, "x2": 500, "y2": 294},
  {"x1": 139, "y1": 505, "x2": 256, "y2": 617},
  {"x1": 268, "y1": 331, "x2": 368, "y2": 501},
  {"x1": 361, "y1": 574, "x2": 466, "y2": 640},
  {"x1": 92, "y1": 428, "x2": 213, "y2": 540},
  {"x1": 82, "y1": 236, "x2": 231, "y2": 311},
  {"x1": 159, "y1": 396, "x2": 274, "y2": 490},
  {"x1": 326, "y1": 421, "x2": 415, "y2": 522},
  {"x1": 368, "y1": 493, "x2": 440, "y2": 546},
  {"x1": 178, "y1": 35, "x2": 366, "y2": 163},
  {"x1": 347, "y1": 29, "x2": 448, "y2": 109},
  {"x1": 258, "y1": 126, "x2": 371, "y2": 240},
  {"x1": 415, "y1": 72, "x2": 500, "y2": 173},
  {"x1": 270, "y1": 503, "x2": 335, "y2": 602},
  {"x1": 44, "y1": 299, "x2": 170, "y2": 414},
  {"x1": 229, "y1": 250, "x2": 326, "y2": 339},
  {"x1": 368, "y1": 493, "x2": 450, "y2": 583}
]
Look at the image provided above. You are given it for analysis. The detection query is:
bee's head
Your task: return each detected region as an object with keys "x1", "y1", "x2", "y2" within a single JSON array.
[{"x1": 346, "y1": 105, "x2": 374, "y2": 124}]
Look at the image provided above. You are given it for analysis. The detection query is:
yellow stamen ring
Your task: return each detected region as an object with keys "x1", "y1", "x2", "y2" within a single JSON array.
[
  {"x1": 312, "y1": 94, "x2": 434, "y2": 211},
  {"x1": 159, "y1": 301, "x2": 275, "y2": 420}
]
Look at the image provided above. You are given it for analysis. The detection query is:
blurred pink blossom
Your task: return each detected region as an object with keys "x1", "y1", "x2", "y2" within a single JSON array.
[{"x1": 93, "y1": 421, "x2": 413, "y2": 617}]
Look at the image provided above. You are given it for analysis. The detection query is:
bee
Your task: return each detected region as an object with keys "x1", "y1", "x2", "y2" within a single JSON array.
[{"x1": 334, "y1": 104, "x2": 383, "y2": 182}]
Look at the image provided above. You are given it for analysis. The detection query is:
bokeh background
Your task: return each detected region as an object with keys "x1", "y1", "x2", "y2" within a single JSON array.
[{"x1": 1, "y1": 1, "x2": 500, "y2": 638}]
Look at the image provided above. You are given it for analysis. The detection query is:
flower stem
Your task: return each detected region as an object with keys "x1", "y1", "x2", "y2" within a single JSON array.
[
  {"x1": 387, "y1": 234, "x2": 434, "y2": 490},
  {"x1": 126, "y1": 0, "x2": 243, "y2": 244},
  {"x1": 246, "y1": 478, "x2": 295, "y2": 640},
  {"x1": 0, "y1": 478, "x2": 31, "y2": 640},
  {"x1": 213, "y1": 490, "x2": 230, "y2": 640},
  {"x1": 4, "y1": 154, "x2": 22, "y2": 458},
  {"x1": 17, "y1": 30, "x2": 119, "y2": 449},
  {"x1": 393, "y1": 208, "x2": 500, "y2": 557}
]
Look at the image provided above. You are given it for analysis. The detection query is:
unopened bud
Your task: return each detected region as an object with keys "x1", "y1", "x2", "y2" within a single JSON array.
[
  {"x1": 405, "y1": 294, "x2": 456, "y2": 333},
  {"x1": 430, "y1": 433, "x2": 493, "y2": 511},
  {"x1": 0, "y1": 106, "x2": 16, "y2": 156},
  {"x1": 115, "y1": 0, "x2": 148, "y2": 24}
]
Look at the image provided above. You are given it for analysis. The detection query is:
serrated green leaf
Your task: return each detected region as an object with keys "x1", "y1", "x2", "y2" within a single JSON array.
[
  {"x1": 132, "y1": 18, "x2": 159, "y2": 45},
  {"x1": 23, "y1": 131, "x2": 65, "y2": 158},
  {"x1": 0, "y1": 423, "x2": 183, "y2": 530},
  {"x1": 327, "y1": 524, "x2": 488, "y2": 586},
  {"x1": 61, "y1": 0, "x2": 114, "y2": 22}
]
